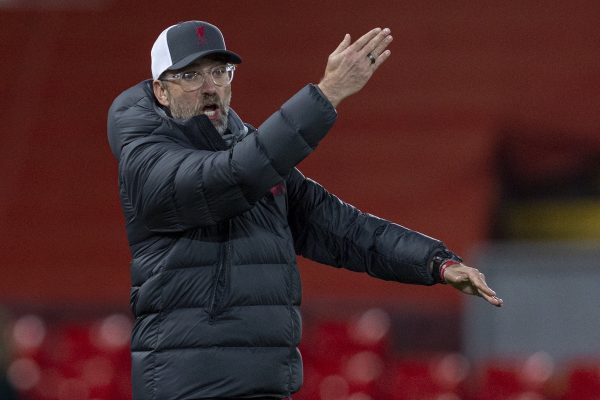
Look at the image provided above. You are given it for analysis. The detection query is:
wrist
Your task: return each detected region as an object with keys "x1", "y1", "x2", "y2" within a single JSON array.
[
  {"x1": 317, "y1": 82, "x2": 341, "y2": 108},
  {"x1": 430, "y1": 250, "x2": 463, "y2": 284},
  {"x1": 439, "y1": 259, "x2": 461, "y2": 284}
]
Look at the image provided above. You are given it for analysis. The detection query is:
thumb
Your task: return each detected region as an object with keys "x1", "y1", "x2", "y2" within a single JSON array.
[{"x1": 332, "y1": 33, "x2": 351, "y2": 54}]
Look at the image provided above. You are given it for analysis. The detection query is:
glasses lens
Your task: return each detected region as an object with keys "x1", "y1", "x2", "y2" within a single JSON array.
[
  {"x1": 166, "y1": 65, "x2": 234, "y2": 91},
  {"x1": 212, "y1": 65, "x2": 234, "y2": 86},
  {"x1": 177, "y1": 72, "x2": 204, "y2": 92}
]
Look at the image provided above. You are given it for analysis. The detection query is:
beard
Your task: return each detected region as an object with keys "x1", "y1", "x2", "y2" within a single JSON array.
[{"x1": 168, "y1": 91, "x2": 231, "y2": 135}]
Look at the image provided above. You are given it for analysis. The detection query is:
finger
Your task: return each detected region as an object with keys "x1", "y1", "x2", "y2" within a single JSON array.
[
  {"x1": 371, "y1": 33, "x2": 393, "y2": 60},
  {"x1": 372, "y1": 49, "x2": 392, "y2": 69},
  {"x1": 459, "y1": 266, "x2": 494, "y2": 295},
  {"x1": 479, "y1": 291, "x2": 504, "y2": 307},
  {"x1": 350, "y1": 27, "x2": 382, "y2": 52},
  {"x1": 469, "y1": 273, "x2": 503, "y2": 307},
  {"x1": 332, "y1": 33, "x2": 352, "y2": 55},
  {"x1": 361, "y1": 28, "x2": 392, "y2": 57},
  {"x1": 471, "y1": 272, "x2": 497, "y2": 298}
]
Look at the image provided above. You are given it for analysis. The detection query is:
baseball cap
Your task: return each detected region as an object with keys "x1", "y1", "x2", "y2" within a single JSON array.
[{"x1": 151, "y1": 21, "x2": 242, "y2": 80}]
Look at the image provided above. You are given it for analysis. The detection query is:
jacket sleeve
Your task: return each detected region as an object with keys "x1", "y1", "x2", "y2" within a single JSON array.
[
  {"x1": 286, "y1": 168, "x2": 452, "y2": 285},
  {"x1": 117, "y1": 84, "x2": 336, "y2": 232}
]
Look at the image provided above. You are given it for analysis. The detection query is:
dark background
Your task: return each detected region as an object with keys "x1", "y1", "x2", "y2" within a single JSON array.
[{"x1": 1, "y1": 0, "x2": 599, "y2": 310}]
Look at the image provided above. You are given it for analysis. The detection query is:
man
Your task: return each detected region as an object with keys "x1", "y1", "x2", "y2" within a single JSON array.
[{"x1": 107, "y1": 21, "x2": 502, "y2": 400}]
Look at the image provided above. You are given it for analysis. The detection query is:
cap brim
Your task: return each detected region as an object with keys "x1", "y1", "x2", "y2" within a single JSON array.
[{"x1": 167, "y1": 49, "x2": 242, "y2": 73}]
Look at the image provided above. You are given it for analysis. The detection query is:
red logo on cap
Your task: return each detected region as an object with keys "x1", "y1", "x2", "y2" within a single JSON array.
[{"x1": 195, "y1": 26, "x2": 207, "y2": 45}]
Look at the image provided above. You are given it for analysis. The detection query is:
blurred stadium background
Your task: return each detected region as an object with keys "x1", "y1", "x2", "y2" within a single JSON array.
[{"x1": 1, "y1": 0, "x2": 600, "y2": 399}]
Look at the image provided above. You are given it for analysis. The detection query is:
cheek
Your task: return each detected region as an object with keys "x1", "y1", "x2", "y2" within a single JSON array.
[
  {"x1": 219, "y1": 87, "x2": 232, "y2": 105},
  {"x1": 173, "y1": 92, "x2": 201, "y2": 108}
]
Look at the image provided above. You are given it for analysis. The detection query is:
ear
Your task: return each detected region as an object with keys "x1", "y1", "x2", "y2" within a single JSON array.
[{"x1": 153, "y1": 80, "x2": 170, "y2": 107}]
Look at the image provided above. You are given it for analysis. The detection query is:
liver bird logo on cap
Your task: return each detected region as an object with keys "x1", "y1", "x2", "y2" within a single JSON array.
[{"x1": 195, "y1": 26, "x2": 207, "y2": 45}]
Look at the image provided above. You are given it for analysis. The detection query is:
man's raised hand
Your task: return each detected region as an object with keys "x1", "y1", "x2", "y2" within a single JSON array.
[{"x1": 318, "y1": 27, "x2": 393, "y2": 107}]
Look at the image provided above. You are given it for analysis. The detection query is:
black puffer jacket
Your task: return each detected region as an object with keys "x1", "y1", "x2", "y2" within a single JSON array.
[{"x1": 107, "y1": 81, "x2": 453, "y2": 400}]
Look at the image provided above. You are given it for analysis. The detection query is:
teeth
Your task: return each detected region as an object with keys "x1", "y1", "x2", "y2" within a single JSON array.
[{"x1": 204, "y1": 110, "x2": 216, "y2": 117}]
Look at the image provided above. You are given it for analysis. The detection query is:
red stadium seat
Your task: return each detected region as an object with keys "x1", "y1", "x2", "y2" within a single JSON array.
[
  {"x1": 471, "y1": 353, "x2": 556, "y2": 400},
  {"x1": 562, "y1": 359, "x2": 600, "y2": 400},
  {"x1": 377, "y1": 353, "x2": 470, "y2": 400}
]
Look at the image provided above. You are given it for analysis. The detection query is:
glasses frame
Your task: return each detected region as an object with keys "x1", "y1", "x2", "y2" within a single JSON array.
[{"x1": 160, "y1": 64, "x2": 236, "y2": 91}]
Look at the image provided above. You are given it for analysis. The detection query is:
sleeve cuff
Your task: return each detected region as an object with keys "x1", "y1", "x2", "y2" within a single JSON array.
[{"x1": 429, "y1": 248, "x2": 463, "y2": 284}]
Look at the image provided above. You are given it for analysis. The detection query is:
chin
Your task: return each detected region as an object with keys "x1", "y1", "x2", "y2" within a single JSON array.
[{"x1": 214, "y1": 122, "x2": 228, "y2": 135}]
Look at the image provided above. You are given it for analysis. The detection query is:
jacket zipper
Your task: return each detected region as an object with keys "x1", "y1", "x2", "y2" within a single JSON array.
[
  {"x1": 208, "y1": 220, "x2": 232, "y2": 323},
  {"x1": 208, "y1": 129, "x2": 241, "y2": 323}
]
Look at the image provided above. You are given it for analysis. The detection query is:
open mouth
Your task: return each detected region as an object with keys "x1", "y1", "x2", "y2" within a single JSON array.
[{"x1": 203, "y1": 104, "x2": 220, "y2": 119}]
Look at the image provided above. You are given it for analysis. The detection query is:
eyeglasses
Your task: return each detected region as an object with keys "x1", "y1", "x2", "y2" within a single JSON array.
[{"x1": 160, "y1": 64, "x2": 236, "y2": 91}]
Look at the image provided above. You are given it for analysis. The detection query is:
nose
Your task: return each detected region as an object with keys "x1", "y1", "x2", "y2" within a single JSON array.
[{"x1": 199, "y1": 75, "x2": 217, "y2": 93}]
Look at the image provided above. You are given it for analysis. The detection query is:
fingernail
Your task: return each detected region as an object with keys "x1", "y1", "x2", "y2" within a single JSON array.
[{"x1": 384, "y1": 28, "x2": 390, "y2": 34}]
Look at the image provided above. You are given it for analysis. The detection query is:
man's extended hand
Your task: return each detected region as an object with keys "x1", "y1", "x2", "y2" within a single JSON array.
[
  {"x1": 318, "y1": 27, "x2": 393, "y2": 107},
  {"x1": 444, "y1": 263, "x2": 504, "y2": 307}
]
